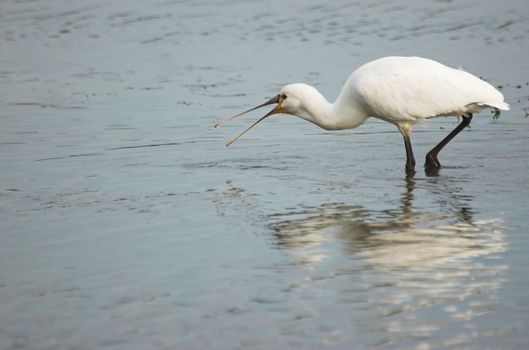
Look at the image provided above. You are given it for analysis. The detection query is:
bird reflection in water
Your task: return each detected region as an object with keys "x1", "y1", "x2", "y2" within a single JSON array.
[
  {"x1": 269, "y1": 177, "x2": 504, "y2": 269},
  {"x1": 268, "y1": 177, "x2": 507, "y2": 347}
]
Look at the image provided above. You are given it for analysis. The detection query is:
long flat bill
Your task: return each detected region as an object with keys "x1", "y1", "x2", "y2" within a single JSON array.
[{"x1": 213, "y1": 95, "x2": 279, "y2": 128}]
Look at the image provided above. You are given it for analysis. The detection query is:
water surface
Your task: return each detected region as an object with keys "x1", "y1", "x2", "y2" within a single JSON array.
[{"x1": 1, "y1": 0, "x2": 529, "y2": 349}]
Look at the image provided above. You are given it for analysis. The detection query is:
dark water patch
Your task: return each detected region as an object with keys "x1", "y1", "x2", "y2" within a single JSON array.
[
  {"x1": 140, "y1": 86, "x2": 163, "y2": 91},
  {"x1": 184, "y1": 82, "x2": 231, "y2": 92},
  {"x1": 105, "y1": 124, "x2": 136, "y2": 130},
  {"x1": 10, "y1": 102, "x2": 85, "y2": 109},
  {"x1": 115, "y1": 13, "x2": 172, "y2": 26},
  {"x1": 36, "y1": 153, "x2": 103, "y2": 162},
  {"x1": 71, "y1": 69, "x2": 124, "y2": 82},
  {"x1": 9, "y1": 130, "x2": 38, "y2": 135},
  {"x1": 0, "y1": 141, "x2": 26, "y2": 145},
  {"x1": 497, "y1": 20, "x2": 514, "y2": 30},
  {"x1": 1, "y1": 5, "x2": 98, "y2": 23},
  {"x1": 184, "y1": 158, "x2": 292, "y2": 172},
  {"x1": 141, "y1": 31, "x2": 181, "y2": 44},
  {"x1": 107, "y1": 142, "x2": 185, "y2": 150},
  {"x1": 176, "y1": 100, "x2": 203, "y2": 106}
]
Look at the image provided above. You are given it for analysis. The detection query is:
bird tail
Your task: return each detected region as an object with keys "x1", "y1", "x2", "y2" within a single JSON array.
[{"x1": 482, "y1": 101, "x2": 510, "y2": 110}]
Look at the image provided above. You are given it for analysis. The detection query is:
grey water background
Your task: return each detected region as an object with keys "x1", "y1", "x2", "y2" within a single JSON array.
[{"x1": 1, "y1": 0, "x2": 529, "y2": 349}]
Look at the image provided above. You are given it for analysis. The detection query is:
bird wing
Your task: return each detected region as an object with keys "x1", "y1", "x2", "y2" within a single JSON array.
[{"x1": 350, "y1": 57, "x2": 508, "y2": 123}]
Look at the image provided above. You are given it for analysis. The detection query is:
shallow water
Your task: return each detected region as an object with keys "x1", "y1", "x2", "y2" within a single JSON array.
[{"x1": 1, "y1": 0, "x2": 529, "y2": 349}]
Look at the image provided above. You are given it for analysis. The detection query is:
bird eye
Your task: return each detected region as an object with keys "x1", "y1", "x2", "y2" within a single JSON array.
[{"x1": 281, "y1": 94, "x2": 287, "y2": 100}]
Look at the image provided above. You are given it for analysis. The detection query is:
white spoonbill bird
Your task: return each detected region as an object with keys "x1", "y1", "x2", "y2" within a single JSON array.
[{"x1": 214, "y1": 56, "x2": 509, "y2": 175}]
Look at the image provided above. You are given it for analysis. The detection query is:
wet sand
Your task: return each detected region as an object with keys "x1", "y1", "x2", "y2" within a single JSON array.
[{"x1": 1, "y1": 0, "x2": 529, "y2": 349}]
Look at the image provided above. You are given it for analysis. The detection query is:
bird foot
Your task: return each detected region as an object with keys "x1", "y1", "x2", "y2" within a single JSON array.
[
  {"x1": 425, "y1": 153, "x2": 441, "y2": 168},
  {"x1": 424, "y1": 153, "x2": 441, "y2": 176}
]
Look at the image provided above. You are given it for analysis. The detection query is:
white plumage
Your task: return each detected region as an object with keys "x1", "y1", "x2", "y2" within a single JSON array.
[
  {"x1": 349, "y1": 56, "x2": 508, "y2": 121},
  {"x1": 215, "y1": 56, "x2": 509, "y2": 175}
]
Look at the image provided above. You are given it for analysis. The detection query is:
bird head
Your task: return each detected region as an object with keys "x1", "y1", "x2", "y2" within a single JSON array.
[{"x1": 214, "y1": 84, "x2": 316, "y2": 146}]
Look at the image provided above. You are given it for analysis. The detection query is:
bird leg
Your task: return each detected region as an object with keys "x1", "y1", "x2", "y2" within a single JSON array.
[
  {"x1": 398, "y1": 125, "x2": 416, "y2": 175},
  {"x1": 397, "y1": 125, "x2": 416, "y2": 175},
  {"x1": 403, "y1": 134, "x2": 416, "y2": 176},
  {"x1": 425, "y1": 113, "x2": 473, "y2": 171}
]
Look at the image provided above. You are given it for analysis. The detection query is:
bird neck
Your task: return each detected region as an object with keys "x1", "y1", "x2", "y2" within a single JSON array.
[
  {"x1": 297, "y1": 86, "x2": 368, "y2": 131},
  {"x1": 327, "y1": 88, "x2": 369, "y2": 130}
]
